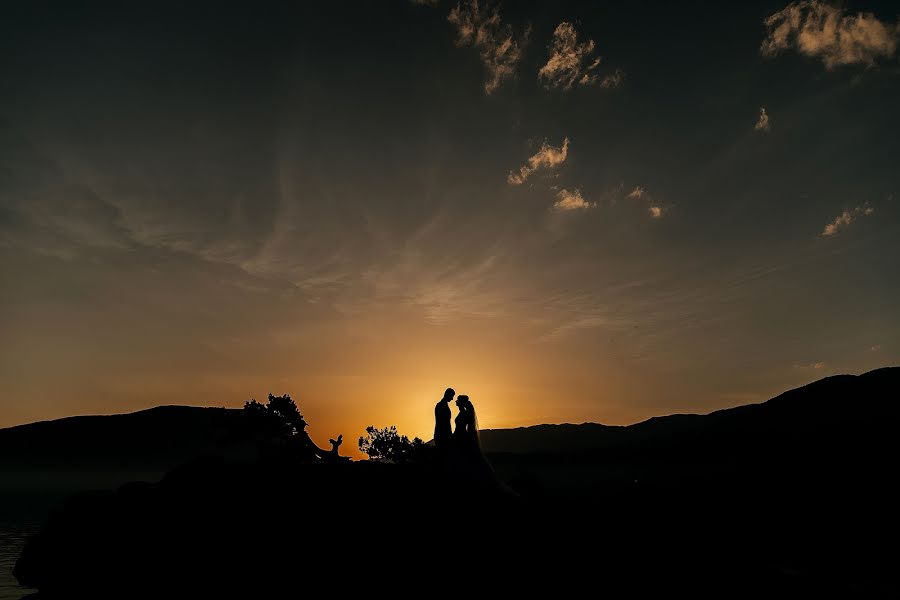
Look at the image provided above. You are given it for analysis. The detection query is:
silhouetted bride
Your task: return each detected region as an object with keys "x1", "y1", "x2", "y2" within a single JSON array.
[{"x1": 452, "y1": 395, "x2": 495, "y2": 485}]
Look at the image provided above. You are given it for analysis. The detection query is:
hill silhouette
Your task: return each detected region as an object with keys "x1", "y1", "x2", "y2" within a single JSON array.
[{"x1": 0, "y1": 405, "x2": 243, "y2": 469}]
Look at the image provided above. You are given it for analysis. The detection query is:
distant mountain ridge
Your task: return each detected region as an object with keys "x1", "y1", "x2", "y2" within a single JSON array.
[{"x1": 479, "y1": 367, "x2": 899, "y2": 455}]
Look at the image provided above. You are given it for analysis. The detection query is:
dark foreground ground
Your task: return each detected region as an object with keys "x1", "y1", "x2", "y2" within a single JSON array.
[
  {"x1": 12, "y1": 449, "x2": 898, "y2": 597},
  {"x1": 8, "y1": 367, "x2": 900, "y2": 596}
]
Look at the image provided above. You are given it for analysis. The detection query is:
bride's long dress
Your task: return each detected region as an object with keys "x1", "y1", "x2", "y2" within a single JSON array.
[{"x1": 452, "y1": 409, "x2": 496, "y2": 486}]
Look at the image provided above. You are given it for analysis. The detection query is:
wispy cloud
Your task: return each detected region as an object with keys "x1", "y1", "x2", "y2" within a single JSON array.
[
  {"x1": 821, "y1": 202, "x2": 874, "y2": 236},
  {"x1": 0, "y1": 150, "x2": 135, "y2": 260},
  {"x1": 870, "y1": 344, "x2": 882, "y2": 352},
  {"x1": 755, "y1": 107, "x2": 770, "y2": 132},
  {"x1": 535, "y1": 291, "x2": 641, "y2": 343},
  {"x1": 538, "y1": 22, "x2": 602, "y2": 90},
  {"x1": 358, "y1": 231, "x2": 513, "y2": 325},
  {"x1": 448, "y1": 0, "x2": 527, "y2": 94},
  {"x1": 761, "y1": 1, "x2": 899, "y2": 69},
  {"x1": 553, "y1": 188, "x2": 594, "y2": 211},
  {"x1": 540, "y1": 315, "x2": 610, "y2": 342},
  {"x1": 795, "y1": 361, "x2": 825, "y2": 369},
  {"x1": 599, "y1": 68, "x2": 625, "y2": 89},
  {"x1": 648, "y1": 206, "x2": 663, "y2": 219},
  {"x1": 508, "y1": 137, "x2": 569, "y2": 185}
]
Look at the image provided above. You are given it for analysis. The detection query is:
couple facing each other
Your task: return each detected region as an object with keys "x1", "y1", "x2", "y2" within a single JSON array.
[
  {"x1": 434, "y1": 388, "x2": 506, "y2": 489},
  {"x1": 433, "y1": 387, "x2": 481, "y2": 455}
]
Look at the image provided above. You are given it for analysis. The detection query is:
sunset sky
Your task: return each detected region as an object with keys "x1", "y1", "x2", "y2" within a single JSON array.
[{"x1": 1, "y1": 1, "x2": 898, "y2": 452}]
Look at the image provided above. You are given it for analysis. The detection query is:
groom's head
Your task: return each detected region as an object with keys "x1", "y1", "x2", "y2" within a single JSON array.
[{"x1": 442, "y1": 388, "x2": 455, "y2": 402}]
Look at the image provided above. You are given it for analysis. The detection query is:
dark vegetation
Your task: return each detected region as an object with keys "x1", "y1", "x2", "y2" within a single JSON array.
[
  {"x1": 357, "y1": 425, "x2": 427, "y2": 462},
  {"x1": 4, "y1": 367, "x2": 900, "y2": 596}
]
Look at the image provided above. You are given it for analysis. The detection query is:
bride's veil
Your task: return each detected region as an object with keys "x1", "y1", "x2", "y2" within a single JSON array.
[{"x1": 467, "y1": 400, "x2": 483, "y2": 452}]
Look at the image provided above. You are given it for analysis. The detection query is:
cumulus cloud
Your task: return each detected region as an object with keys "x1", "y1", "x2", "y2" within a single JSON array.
[
  {"x1": 761, "y1": 1, "x2": 899, "y2": 69},
  {"x1": 507, "y1": 137, "x2": 569, "y2": 185},
  {"x1": 553, "y1": 188, "x2": 594, "y2": 211},
  {"x1": 624, "y1": 185, "x2": 665, "y2": 218},
  {"x1": 538, "y1": 22, "x2": 602, "y2": 90},
  {"x1": 626, "y1": 186, "x2": 644, "y2": 200},
  {"x1": 755, "y1": 107, "x2": 770, "y2": 132},
  {"x1": 821, "y1": 202, "x2": 874, "y2": 236},
  {"x1": 448, "y1": 0, "x2": 527, "y2": 94}
]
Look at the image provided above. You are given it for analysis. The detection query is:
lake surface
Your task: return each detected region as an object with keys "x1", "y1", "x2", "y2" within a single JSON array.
[{"x1": 0, "y1": 524, "x2": 37, "y2": 600}]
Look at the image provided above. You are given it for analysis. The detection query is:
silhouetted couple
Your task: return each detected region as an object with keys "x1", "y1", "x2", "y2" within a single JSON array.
[{"x1": 434, "y1": 388, "x2": 494, "y2": 485}]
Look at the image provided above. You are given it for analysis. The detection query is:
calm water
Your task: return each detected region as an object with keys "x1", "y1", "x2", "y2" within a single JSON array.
[{"x1": 0, "y1": 524, "x2": 37, "y2": 600}]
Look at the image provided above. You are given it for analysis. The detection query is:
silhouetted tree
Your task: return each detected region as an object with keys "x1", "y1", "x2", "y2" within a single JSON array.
[
  {"x1": 243, "y1": 394, "x2": 307, "y2": 439},
  {"x1": 358, "y1": 425, "x2": 426, "y2": 463},
  {"x1": 266, "y1": 393, "x2": 307, "y2": 435},
  {"x1": 243, "y1": 399, "x2": 268, "y2": 419}
]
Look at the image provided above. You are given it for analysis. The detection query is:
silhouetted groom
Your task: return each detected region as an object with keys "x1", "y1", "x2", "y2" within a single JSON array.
[{"x1": 434, "y1": 387, "x2": 455, "y2": 451}]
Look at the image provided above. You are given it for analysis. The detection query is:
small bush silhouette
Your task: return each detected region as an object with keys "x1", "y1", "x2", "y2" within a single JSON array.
[{"x1": 358, "y1": 425, "x2": 426, "y2": 463}]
